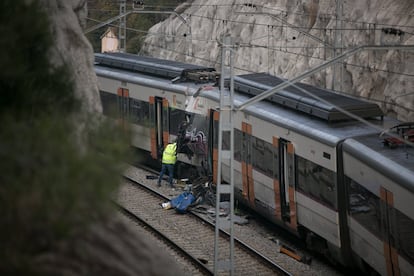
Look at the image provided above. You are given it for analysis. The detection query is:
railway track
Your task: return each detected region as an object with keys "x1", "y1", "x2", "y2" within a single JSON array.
[
  {"x1": 118, "y1": 175, "x2": 290, "y2": 275},
  {"x1": 118, "y1": 165, "x2": 346, "y2": 276},
  {"x1": 115, "y1": 201, "x2": 214, "y2": 275}
]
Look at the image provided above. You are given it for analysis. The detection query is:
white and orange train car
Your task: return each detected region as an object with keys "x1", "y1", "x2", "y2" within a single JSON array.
[{"x1": 95, "y1": 52, "x2": 414, "y2": 276}]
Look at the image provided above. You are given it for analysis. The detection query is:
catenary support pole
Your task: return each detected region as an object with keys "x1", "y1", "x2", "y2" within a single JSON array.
[{"x1": 214, "y1": 35, "x2": 235, "y2": 276}]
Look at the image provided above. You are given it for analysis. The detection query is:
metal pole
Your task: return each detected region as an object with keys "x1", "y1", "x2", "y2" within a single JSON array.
[
  {"x1": 333, "y1": 0, "x2": 343, "y2": 92},
  {"x1": 119, "y1": 0, "x2": 127, "y2": 53},
  {"x1": 214, "y1": 35, "x2": 235, "y2": 275}
]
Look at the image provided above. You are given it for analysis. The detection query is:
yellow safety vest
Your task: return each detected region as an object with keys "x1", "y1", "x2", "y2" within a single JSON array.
[{"x1": 162, "y1": 143, "x2": 177, "y2": 164}]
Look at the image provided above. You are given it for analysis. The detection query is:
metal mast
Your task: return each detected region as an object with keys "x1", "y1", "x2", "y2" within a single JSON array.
[
  {"x1": 119, "y1": 0, "x2": 127, "y2": 53},
  {"x1": 333, "y1": 0, "x2": 343, "y2": 91},
  {"x1": 214, "y1": 35, "x2": 235, "y2": 275}
]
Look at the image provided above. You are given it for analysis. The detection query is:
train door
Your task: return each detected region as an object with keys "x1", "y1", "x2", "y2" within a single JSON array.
[
  {"x1": 278, "y1": 138, "x2": 297, "y2": 229},
  {"x1": 380, "y1": 187, "x2": 401, "y2": 276},
  {"x1": 149, "y1": 96, "x2": 169, "y2": 159},
  {"x1": 117, "y1": 88, "x2": 129, "y2": 128}
]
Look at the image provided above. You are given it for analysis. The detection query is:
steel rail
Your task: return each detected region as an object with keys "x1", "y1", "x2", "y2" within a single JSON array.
[{"x1": 123, "y1": 172, "x2": 292, "y2": 276}]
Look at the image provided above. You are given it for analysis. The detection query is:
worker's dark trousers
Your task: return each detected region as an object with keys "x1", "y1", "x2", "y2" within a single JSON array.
[{"x1": 158, "y1": 163, "x2": 174, "y2": 186}]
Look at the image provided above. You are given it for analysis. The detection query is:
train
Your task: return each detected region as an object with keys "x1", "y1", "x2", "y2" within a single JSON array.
[{"x1": 94, "y1": 52, "x2": 414, "y2": 276}]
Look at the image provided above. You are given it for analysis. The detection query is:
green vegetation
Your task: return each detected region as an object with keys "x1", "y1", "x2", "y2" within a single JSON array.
[
  {"x1": 0, "y1": 1, "x2": 129, "y2": 274},
  {"x1": 86, "y1": 0, "x2": 187, "y2": 53}
]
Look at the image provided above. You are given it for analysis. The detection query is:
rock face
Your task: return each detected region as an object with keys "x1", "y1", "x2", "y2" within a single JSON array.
[
  {"x1": 38, "y1": 0, "x2": 101, "y2": 114},
  {"x1": 141, "y1": 0, "x2": 414, "y2": 122},
  {"x1": 32, "y1": 1, "x2": 183, "y2": 275}
]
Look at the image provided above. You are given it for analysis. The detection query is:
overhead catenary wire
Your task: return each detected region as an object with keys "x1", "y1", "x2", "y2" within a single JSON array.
[
  {"x1": 87, "y1": 10, "x2": 414, "y2": 81},
  {"x1": 88, "y1": 16, "x2": 414, "y2": 80},
  {"x1": 88, "y1": 1, "x2": 414, "y2": 19},
  {"x1": 88, "y1": 2, "x2": 414, "y2": 127},
  {"x1": 86, "y1": 3, "x2": 414, "y2": 32},
  {"x1": 89, "y1": 18, "x2": 414, "y2": 81},
  {"x1": 138, "y1": 40, "x2": 414, "y2": 114},
  {"x1": 181, "y1": 11, "x2": 414, "y2": 32}
]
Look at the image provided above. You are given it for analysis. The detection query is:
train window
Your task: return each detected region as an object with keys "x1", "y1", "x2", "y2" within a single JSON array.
[
  {"x1": 252, "y1": 137, "x2": 274, "y2": 177},
  {"x1": 213, "y1": 118, "x2": 219, "y2": 150},
  {"x1": 169, "y1": 108, "x2": 186, "y2": 135},
  {"x1": 273, "y1": 144, "x2": 279, "y2": 180},
  {"x1": 234, "y1": 129, "x2": 242, "y2": 161},
  {"x1": 394, "y1": 209, "x2": 414, "y2": 265},
  {"x1": 100, "y1": 91, "x2": 118, "y2": 118},
  {"x1": 222, "y1": 131, "x2": 230, "y2": 150},
  {"x1": 296, "y1": 156, "x2": 337, "y2": 209},
  {"x1": 183, "y1": 114, "x2": 209, "y2": 156},
  {"x1": 243, "y1": 132, "x2": 251, "y2": 165},
  {"x1": 348, "y1": 178, "x2": 414, "y2": 264},
  {"x1": 346, "y1": 177, "x2": 382, "y2": 240},
  {"x1": 252, "y1": 137, "x2": 263, "y2": 171},
  {"x1": 129, "y1": 99, "x2": 150, "y2": 126},
  {"x1": 264, "y1": 142, "x2": 274, "y2": 176},
  {"x1": 162, "y1": 106, "x2": 169, "y2": 135}
]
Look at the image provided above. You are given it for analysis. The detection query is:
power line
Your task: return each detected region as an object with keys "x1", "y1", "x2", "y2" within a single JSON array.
[
  {"x1": 87, "y1": 3, "x2": 414, "y2": 32},
  {"x1": 141, "y1": 40, "x2": 414, "y2": 142},
  {"x1": 87, "y1": 0, "x2": 414, "y2": 28},
  {"x1": 182, "y1": 11, "x2": 414, "y2": 32},
  {"x1": 94, "y1": 1, "x2": 414, "y2": 19},
  {"x1": 139, "y1": 1, "x2": 414, "y2": 28},
  {"x1": 87, "y1": 16, "x2": 414, "y2": 79},
  {"x1": 87, "y1": 2, "x2": 414, "y2": 116}
]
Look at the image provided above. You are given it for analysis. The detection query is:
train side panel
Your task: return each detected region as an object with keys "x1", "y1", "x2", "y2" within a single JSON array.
[
  {"x1": 217, "y1": 106, "x2": 345, "y2": 261},
  {"x1": 97, "y1": 73, "x2": 197, "y2": 153},
  {"x1": 95, "y1": 53, "x2": 413, "y2": 276},
  {"x1": 344, "y1": 138, "x2": 414, "y2": 276}
]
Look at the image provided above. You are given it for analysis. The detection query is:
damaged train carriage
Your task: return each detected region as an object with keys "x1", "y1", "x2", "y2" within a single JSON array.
[
  {"x1": 95, "y1": 52, "x2": 414, "y2": 276},
  {"x1": 95, "y1": 52, "x2": 217, "y2": 179}
]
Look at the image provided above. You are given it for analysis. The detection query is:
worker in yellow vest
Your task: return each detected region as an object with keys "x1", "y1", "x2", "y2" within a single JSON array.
[{"x1": 158, "y1": 141, "x2": 177, "y2": 187}]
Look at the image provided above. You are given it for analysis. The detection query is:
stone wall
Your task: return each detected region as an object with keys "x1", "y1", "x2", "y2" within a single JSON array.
[
  {"x1": 38, "y1": 0, "x2": 101, "y2": 114},
  {"x1": 141, "y1": 0, "x2": 414, "y2": 121},
  {"x1": 32, "y1": 1, "x2": 184, "y2": 274}
]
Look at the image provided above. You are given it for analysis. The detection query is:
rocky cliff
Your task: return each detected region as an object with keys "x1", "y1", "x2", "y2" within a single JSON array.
[
  {"x1": 38, "y1": 0, "x2": 101, "y2": 114},
  {"x1": 27, "y1": 1, "x2": 183, "y2": 275},
  {"x1": 141, "y1": 0, "x2": 414, "y2": 122}
]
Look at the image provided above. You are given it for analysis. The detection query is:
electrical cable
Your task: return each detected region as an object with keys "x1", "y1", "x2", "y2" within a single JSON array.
[
  {"x1": 87, "y1": 3, "x2": 414, "y2": 31},
  {"x1": 86, "y1": 2, "x2": 414, "y2": 117},
  {"x1": 87, "y1": 15, "x2": 414, "y2": 79}
]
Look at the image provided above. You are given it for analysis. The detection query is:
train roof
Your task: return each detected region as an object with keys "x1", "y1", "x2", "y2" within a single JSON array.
[
  {"x1": 200, "y1": 88, "x2": 390, "y2": 146},
  {"x1": 94, "y1": 52, "x2": 218, "y2": 82},
  {"x1": 230, "y1": 73, "x2": 384, "y2": 122},
  {"x1": 95, "y1": 53, "x2": 383, "y2": 122},
  {"x1": 95, "y1": 55, "x2": 390, "y2": 146},
  {"x1": 95, "y1": 63, "x2": 204, "y2": 95},
  {"x1": 343, "y1": 135, "x2": 414, "y2": 191}
]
